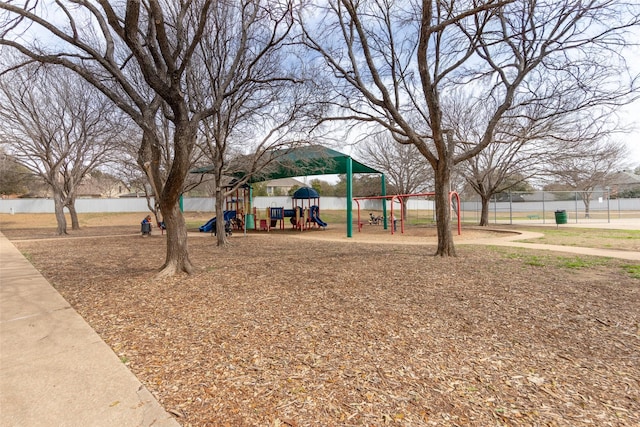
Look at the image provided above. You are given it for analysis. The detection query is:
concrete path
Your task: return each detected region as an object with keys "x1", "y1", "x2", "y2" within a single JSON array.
[
  {"x1": 0, "y1": 232, "x2": 180, "y2": 427},
  {"x1": 458, "y1": 229, "x2": 640, "y2": 261}
]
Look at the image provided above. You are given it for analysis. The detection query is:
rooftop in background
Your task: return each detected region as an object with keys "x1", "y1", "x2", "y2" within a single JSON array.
[{"x1": 607, "y1": 170, "x2": 640, "y2": 186}]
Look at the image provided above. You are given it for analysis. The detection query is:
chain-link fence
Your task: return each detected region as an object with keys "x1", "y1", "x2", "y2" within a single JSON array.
[{"x1": 460, "y1": 190, "x2": 640, "y2": 225}]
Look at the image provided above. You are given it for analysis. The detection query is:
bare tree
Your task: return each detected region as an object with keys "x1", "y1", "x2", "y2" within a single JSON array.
[
  {"x1": 452, "y1": 98, "x2": 615, "y2": 225},
  {"x1": 356, "y1": 133, "x2": 433, "y2": 219},
  {"x1": 191, "y1": 2, "x2": 320, "y2": 245},
  {"x1": 0, "y1": 147, "x2": 36, "y2": 196},
  {"x1": 116, "y1": 107, "x2": 207, "y2": 226},
  {"x1": 0, "y1": 65, "x2": 122, "y2": 234},
  {"x1": 461, "y1": 143, "x2": 541, "y2": 225},
  {"x1": 547, "y1": 138, "x2": 628, "y2": 217},
  {"x1": 333, "y1": 173, "x2": 383, "y2": 197},
  {"x1": 299, "y1": 0, "x2": 639, "y2": 256},
  {"x1": 0, "y1": 0, "x2": 302, "y2": 275}
]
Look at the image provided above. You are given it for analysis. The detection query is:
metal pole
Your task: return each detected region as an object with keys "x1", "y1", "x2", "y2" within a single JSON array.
[
  {"x1": 606, "y1": 187, "x2": 610, "y2": 223},
  {"x1": 346, "y1": 157, "x2": 353, "y2": 238},
  {"x1": 509, "y1": 190, "x2": 513, "y2": 225},
  {"x1": 381, "y1": 174, "x2": 388, "y2": 230}
]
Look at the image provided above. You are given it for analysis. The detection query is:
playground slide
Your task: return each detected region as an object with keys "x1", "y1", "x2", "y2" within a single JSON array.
[
  {"x1": 199, "y1": 211, "x2": 236, "y2": 232},
  {"x1": 199, "y1": 217, "x2": 216, "y2": 232},
  {"x1": 308, "y1": 205, "x2": 327, "y2": 228},
  {"x1": 312, "y1": 214, "x2": 327, "y2": 228}
]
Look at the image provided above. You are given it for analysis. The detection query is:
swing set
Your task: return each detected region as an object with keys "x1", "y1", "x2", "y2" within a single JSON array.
[{"x1": 353, "y1": 191, "x2": 461, "y2": 235}]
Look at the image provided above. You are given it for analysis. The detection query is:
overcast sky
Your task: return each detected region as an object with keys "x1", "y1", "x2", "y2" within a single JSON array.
[
  {"x1": 621, "y1": 103, "x2": 640, "y2": 168},
  {"x1": 6, "y1": 2, "x2": 639, "y2": 171},
  {"x1": 621, "y1": 26, "x2": 640, "y2": 169}
]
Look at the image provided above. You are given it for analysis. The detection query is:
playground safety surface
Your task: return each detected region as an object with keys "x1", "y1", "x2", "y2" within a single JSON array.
[{"x1": 1, "y1": 213, "x2": 639, "y2": 426}]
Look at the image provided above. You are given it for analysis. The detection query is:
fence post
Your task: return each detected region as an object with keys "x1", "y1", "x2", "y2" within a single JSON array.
[
  {"x1": 606, "y1": 187, "x2": 610, "y2": 223},
  {"x1": 493, "y1": 194, "x2": 497, "y2": 224},
  {"x1": 509, "y1": 190, "x2": 513, "y2": 225}
]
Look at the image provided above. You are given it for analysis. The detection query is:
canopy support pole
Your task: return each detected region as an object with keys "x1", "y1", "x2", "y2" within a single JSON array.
[
  {"x1": 346, "y1": 157, "x2": 353, "y2": 237},
  {"x1": 381, "y1": 174, "x2": 387, "y2": 229}
]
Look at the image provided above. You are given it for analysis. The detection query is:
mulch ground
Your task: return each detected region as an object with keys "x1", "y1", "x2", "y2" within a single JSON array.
[{"x1": 4, "y1": 222, "x2": 640, "y2": 427}]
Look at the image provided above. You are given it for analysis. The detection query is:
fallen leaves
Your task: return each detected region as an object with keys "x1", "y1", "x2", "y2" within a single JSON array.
[{"x1": 10, "y1": 226, "x2": 640, "y2": 426}]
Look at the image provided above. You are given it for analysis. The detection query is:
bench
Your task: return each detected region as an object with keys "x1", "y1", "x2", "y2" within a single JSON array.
[{"x1": 527, "y1": 214, "x2": 540, "y2": 220}]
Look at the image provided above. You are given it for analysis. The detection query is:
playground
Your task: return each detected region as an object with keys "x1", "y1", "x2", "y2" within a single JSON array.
[
  {"x1": 2, "y1": 212, "x2": 639, "y2": 426},
  {"x1": 198, "y1": 186, "x2": 328, "y2": 234}
]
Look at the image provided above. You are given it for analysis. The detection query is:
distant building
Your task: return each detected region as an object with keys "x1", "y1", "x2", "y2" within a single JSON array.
[
  {"x1": 76, "y1": 174, "x2": 130, "y2": 198},
  {"x1": 606, "y1": 170, "x2": 640, "y2": 190},
  {"x1": 263, "y1": 178, "x2": 306, "y2": 196},
  {"x1": 604, "y1": 170, "x2": 640, "y2": 197}
]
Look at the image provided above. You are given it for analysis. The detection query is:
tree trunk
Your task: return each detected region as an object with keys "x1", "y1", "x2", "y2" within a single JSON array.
[
  {"x1": 215, "y1": 185, "x2": 227, "y2": 246},
  {"x1": 479, "y1": 194, "x2": 491, "y2": 226},
  {"x1": 53, "y1": 189, "x2": 68, "y2": 235},
  {"x1": 400, "y1": 198, "x2": 408, "y2": 221},
  {"x1": 151, "y1": 122, "x2": 197, "y2": 277},
  {"x1": 158, "y1": 201, "x2": 193, "y2": 276},
  {"x1": 67, "y1": 198, "x2": 80, "y2": 230},
  {"x1": 433, "y1": 162, "x2": 456, "y2": 256},
  {"x1": 582, "y1": 192, "x2": 592, "y2": 218}
]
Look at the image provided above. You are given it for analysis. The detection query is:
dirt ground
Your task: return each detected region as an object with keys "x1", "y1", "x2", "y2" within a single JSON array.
[{"x1": 2, "y1": 213, "x2": 639, "y2": 426}]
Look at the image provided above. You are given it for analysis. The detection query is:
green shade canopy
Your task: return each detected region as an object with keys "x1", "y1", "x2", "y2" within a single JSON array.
[{"x1": 190, "y1": 145, "x2": 382, "y2": 182}]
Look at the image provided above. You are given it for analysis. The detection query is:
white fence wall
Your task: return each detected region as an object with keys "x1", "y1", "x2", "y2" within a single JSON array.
[
  {"x1": 1, "y1": 196, "x2": 637, "y2": 215},
  {"x1": 1, "y1": 197, "x2": 153, "y2": 214},
  {"x1": 0, "y1": 196, "x2": 433, "y2": 214},
  {"x1": 0, "y1": 196, "x2": 433, "y2": 213}
]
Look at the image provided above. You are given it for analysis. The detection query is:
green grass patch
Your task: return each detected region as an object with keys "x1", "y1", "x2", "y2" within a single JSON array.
[
  {"x1": 524, "y1": 256, "x2": 546, "y2": 267},
  {"x1": 407, "y1": 218, "x2": 436, "y2": 226},
  {"x1": 500, "y1": 250, "x2": 521, "y2": 260},
  {"x1": 81, "y1": 212, "x2": 123, "y2": 220},
  {"x1": 492, "y1": 249, "x2": 547, "y2": 267},
  {"x1": 490, "y1": 247, "x2": 633, "y2": 275},
  {"x1": 556, "y1": 256, "x2": 610, "y2": 269},
  {"x1": 517, "y1": 227, "x2": 639, "y2": 251},
  {"x1": 21, "y1": 251, "x2": 33, "y2": 263},
  {"x1": 187, "y1": 220, "x2": 207, "y2": 229},
  {"x1": 523, "y1": 227, "x2": 640, "y2": 240},
  {"x1": 622, "y1": 264, "x2": 640, "y2": 279}
]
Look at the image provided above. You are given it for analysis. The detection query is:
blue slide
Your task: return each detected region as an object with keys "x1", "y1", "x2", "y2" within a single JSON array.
[
  {"x1": 310, "y1": 205, "x2": 327, "y2": 228},
  {"x1": 199, "y1": 210, "x2": 236, "y2": 232},
  {"x1": 312, "y1": 215, "x2": 327, "y2": 228},
  {"x1": 199, "y1": 217, "x2": 217, "y2": 232}
]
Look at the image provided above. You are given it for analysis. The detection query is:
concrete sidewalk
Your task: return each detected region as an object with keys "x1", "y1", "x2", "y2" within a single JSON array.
[
  {"x1": 0, "y1": 232, "x2": 179, "y2": 427},
  {"x1": 458, "y1": 229, "x2": 640, "y2": 261}
]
